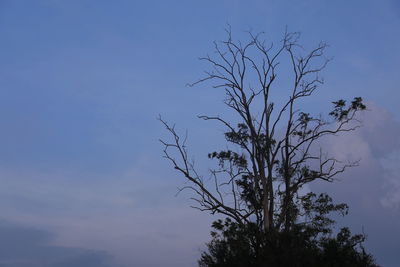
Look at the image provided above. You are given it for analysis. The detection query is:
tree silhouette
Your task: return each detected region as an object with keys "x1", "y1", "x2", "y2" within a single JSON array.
[{"x1": 160, "y1": 28, "x2": 378, "y2": 266}]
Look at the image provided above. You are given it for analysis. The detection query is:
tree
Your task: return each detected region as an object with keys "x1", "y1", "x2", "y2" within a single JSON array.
[{"x1": 160, "y1": 28, "x2": 377, "y2": 266}]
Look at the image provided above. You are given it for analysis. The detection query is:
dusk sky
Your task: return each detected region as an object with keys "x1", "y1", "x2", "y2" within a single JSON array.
[{"x1": 0, "y1": 0, "x2": 399, "y2": 266}]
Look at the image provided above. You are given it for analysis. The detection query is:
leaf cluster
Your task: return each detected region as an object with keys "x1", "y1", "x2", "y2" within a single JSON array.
[{"x1": 199, "y1": 194, "x2": 378, "y2": 267}]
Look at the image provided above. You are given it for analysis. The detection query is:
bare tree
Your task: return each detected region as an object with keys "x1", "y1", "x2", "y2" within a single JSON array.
[{"x1": 160, "y1": 28, "x2": 366, "y2": 234}]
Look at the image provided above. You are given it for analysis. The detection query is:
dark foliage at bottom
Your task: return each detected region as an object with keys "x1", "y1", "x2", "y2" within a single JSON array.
[{"x1": 199, "y1": 218, "x2": 378, "y2": 267}]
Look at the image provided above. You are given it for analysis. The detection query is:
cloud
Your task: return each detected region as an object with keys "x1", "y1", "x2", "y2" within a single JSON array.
[
  {"x1": 1, "y1": 102, "x2": 397, "y2": 266},
  {"x1": 0, "y1": 221, "x2": 120, "y2": 267},
  {"x1": 311, "y1": 102, "x2": 400, "y2": 267},
  {"x1": 0, "y1": 157, "x2": 212, "y2": 267}
]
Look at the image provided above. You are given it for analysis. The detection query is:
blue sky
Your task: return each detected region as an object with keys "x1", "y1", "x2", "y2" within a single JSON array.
[{"x1": 0, "y1": 0, "x2": 399, "y2": 266}]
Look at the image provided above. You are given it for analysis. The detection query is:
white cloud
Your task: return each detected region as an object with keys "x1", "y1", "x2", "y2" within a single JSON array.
[{"x1": 311, "y1": 102, "x2": 400, "y2": 266}]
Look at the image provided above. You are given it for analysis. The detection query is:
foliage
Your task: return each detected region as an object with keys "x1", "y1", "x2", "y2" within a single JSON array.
[
  {"x1": 160, "y1": 29, "x2": 377, "y2": 266},
  {"x1": 198, "y1": 196, "x2": 378, "y2": 267}
]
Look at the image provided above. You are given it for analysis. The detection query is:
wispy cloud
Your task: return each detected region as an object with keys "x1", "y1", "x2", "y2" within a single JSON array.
[
  {"x1": 0, "y1": 221, "x2": 119, "y2": 267},
  {"x1": 312, "y1": 103, "x2": 400, "y2": 266}
]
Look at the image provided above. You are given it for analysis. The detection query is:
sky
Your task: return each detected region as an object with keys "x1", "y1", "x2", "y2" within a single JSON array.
[{"x1": 0, "y1": 0, "x2": 399, "y2": 266}]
